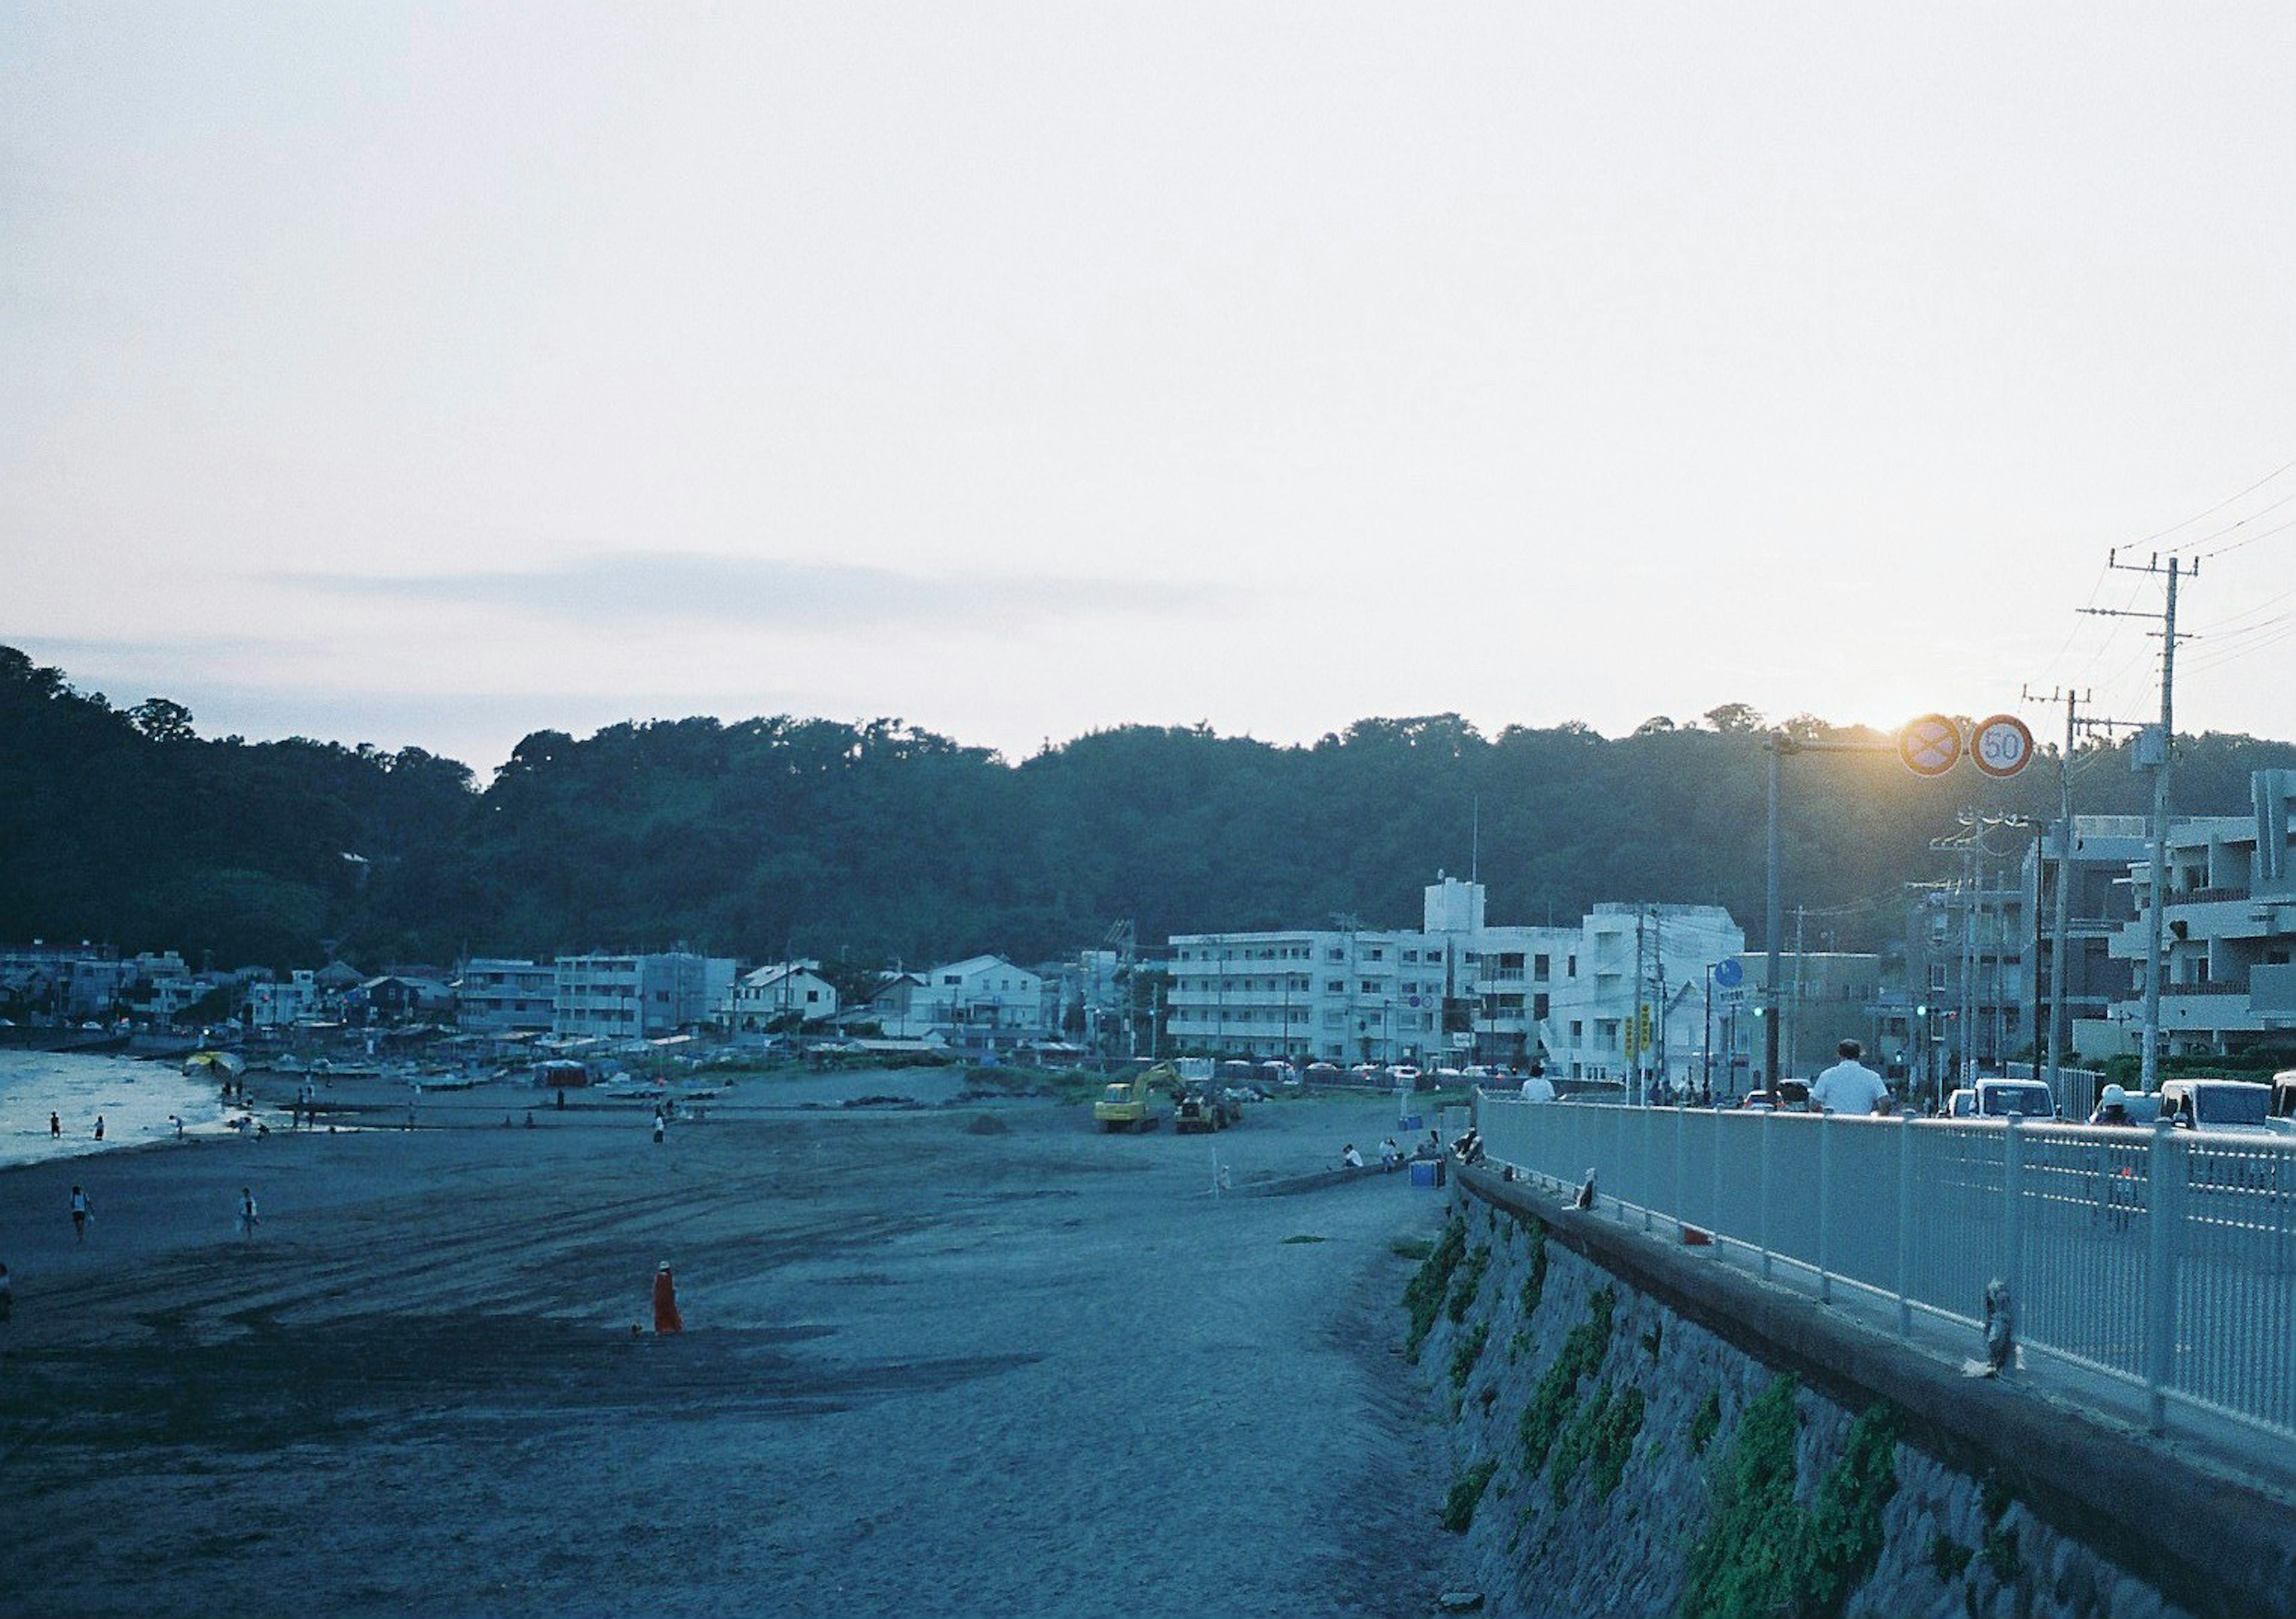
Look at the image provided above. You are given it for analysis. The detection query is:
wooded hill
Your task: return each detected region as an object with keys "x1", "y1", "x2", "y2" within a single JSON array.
[{"x1": 7, "y1": 645, "x2": 2292, "y2": 973}]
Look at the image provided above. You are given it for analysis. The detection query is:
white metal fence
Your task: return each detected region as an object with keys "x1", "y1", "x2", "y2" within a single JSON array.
[{"x1": 1473, "y1": 1092, "x2": 2296, "y2": 1442}]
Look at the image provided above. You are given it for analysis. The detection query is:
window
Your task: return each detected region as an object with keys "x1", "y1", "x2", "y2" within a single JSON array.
[
  {"x1": 1570, "y1": 1021, "x2": 1583, "y2": 1041},
  {"x1": 1367, "y1": 948, "x2": 1384, "y2": 961},
  {"x1": 1403, "y1": 950, "x2": 1419, "y2": 963},
  {"x1": 1534, "y1": 954, "x2": 1550, "y2": 980},
  {"x1": 1533, "y1": 993, "x2": 1550, "y2": 1019},
  {"x1": 1326, "y1": 980, "x2": 1345, "y2": 994},
  {"x1": 1567, "y1": 956, "x2": 1578, "y2": 977},
  {"x1": 1327, "y1": 948, "x2": 1345, "y2": 962}
]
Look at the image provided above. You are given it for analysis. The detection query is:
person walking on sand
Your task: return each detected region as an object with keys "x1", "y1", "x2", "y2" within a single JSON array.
[
  {"x1": 652, "y1": 1110, "x2": 666, "y2": 1145},
  {"x1": 69, "y1": 1185, "x2": 91, "y2": 1241},
  {"x1": 652, "y1": 1261, "x2": 683, "y2": 1334},
  {"x1": 238, "y1": 1187, "x2": 259, "y2": 1241}
]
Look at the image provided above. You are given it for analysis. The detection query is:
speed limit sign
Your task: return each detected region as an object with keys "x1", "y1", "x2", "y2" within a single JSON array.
[{"x1": 1972, "y1": 714, "x2": 2035, "y2": 778}]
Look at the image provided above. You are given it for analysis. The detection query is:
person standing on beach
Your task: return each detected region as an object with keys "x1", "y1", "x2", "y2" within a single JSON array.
[
  {"x1": 93, "y1": 1115, "x2": 104, "y2": 1141},
  {"x1": 652, "y1": 1110, "x2": 666, "y2": 1145},
  {"x1": 69, "y1": 1186, "x2": 91, "y2": 1241},
  {"x1": 238, "y1": 1187, "x2": 259, "y2": 1240},
  {"x1": 652, "y1": 1261, "x2": 683, "y2": 1334},
  {"x1": 49, "y1": 1112, "x2": 60, "y2": 1139}
]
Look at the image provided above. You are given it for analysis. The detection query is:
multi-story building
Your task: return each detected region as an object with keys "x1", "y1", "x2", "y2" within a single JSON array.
[
  {"x1": 2016, "y1": 815, "x2": 2155, "y2": 1064},
  {"x1": 553, "y1": 952, "x2": 712, "y2": 1040},
  {"x1": 1167, "y1": 878, "x2": 1743, "y2": 1089},
  {"x1": 456, "y1": 958, "x2": 558, "y2": 1034},
  {"x1": 249, "y1": 970, "x2": 323, "y2": 1031},
  {"x1": 2103, "y1": 768, "x2": 2296, "y2": 1057}
]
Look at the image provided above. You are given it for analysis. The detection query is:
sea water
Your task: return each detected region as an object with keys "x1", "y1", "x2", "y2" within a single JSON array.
[{"x1": 0, "y1": 1049, "x2": 268, "y2": 1168}]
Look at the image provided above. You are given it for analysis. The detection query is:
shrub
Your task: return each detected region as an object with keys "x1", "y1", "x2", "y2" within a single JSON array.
[
  {"x1": 1403, "y1": 1216, "x2": 1468, "y2": 1362},
  {"x1": 1447, "y1": 1244, "x2": 1493, "y2": 1322},
  {"x1": 1518, "y1": 1285, "x2": 1617, "y2": 1478},
  {"x1": 1449, "y1": 1321, "x2": 1491, "y2": 1391},
  {"x1": 1442, "y1": 1459, "x2": 1497, "y2": 1532},
  {"x1": 1679, "y1": 1378, "x2": 1904, "y2": 1619},
  {"x1": 1687, "y1": 1387, "x2": 1722, "y2": 1456},
  {"x1": 1521, "y1": 1221, "x2": 1550, "y2": 1316}
]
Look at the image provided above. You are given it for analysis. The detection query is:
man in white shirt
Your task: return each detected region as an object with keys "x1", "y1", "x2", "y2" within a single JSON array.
[
  {"x1": 1518, "y1": 1062, "x2": 1557, "y2": 1103},
  {"x1": 1810, "y1": 1040, "x2": 1891, "y2": 1116}
]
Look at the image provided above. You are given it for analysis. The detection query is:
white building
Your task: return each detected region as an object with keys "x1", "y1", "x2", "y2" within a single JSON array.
[
  {"x1": 726, "y1": 961, "x2": 839, "y2": 1035},
  {"x1": 553, "y1": 952, "x2": 713, "y2": 1039},
  {"x1": 457, "y1": 958, "x2": 558, "y2": 1034},
  {"x1": 1167, "y1": 876, "x2": 1744, "y2": 1086},
  {"x1": 908, "y1": 955, "x2": 1049, "y2": 1049},
  {"x1": 249, "y1": 970, "x2": 322, "y2": 1031}
]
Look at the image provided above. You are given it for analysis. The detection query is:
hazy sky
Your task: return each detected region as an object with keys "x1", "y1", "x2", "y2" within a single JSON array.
[{"x1": 6, "y1": 4, "x2": 2292, "y2": 773}]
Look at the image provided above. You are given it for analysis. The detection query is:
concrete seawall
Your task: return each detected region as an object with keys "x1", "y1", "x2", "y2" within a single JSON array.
[{"x1": 1407, "y1": 1165, "x2": 2295, "y2": 1619}]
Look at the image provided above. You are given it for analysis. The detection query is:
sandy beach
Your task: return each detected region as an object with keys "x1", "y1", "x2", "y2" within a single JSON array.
[{"x1": 1, "y1": 1068, "x2": 1468, "y2": 1618}]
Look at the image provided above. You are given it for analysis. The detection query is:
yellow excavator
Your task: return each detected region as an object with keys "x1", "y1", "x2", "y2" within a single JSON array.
[{"x1": 1094, "y1": 1062, "x2": 1176, "y2": 1132}]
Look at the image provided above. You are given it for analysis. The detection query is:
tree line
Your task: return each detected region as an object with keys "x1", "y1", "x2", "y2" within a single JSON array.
[{"x1": 6, "y1": 645, "x2": 2291, "y2": 974}]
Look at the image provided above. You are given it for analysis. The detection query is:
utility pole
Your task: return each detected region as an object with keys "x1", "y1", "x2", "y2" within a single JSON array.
[
  {"x1": 1764, "y1": 737, "x2": 1783, "y2": 1091},
  {"x1": 2082, "y1": 553, "x2": 2193, "y2": 1093},
  {"x1": 2021, "y1": 688, "x2": 2086, "y2": 1092}
]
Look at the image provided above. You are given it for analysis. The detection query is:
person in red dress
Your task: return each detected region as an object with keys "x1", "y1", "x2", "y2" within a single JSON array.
[{"x1": 652, "y1": 1261, "x2": 683, "y2": 1334}]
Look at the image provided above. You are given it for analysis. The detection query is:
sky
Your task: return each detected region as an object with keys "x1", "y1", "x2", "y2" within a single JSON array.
[{"x1": 5, "y1": 4, "x2": 2293, "y2": 775}]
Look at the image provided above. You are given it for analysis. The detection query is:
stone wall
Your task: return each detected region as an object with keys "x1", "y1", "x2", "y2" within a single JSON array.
[{"x1": 1403, "y1": 1179, "x2": 2254, "y2": 1619}]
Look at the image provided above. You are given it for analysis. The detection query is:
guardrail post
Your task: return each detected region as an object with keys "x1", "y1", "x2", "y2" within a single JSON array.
[
  {"x1": 1712, "y1": 1106, "x2": 1724, "y2": 1239},
  {"x1": 2002, "y1": 1116, "x2": 2025, "y2": 1330},
  {"x1": 1641, "y1": 1107, "x2": 1655, "y2": 1234},
  {"x1": 1894, "y1": 1115, "x2": 1914, "y2": 1337},
  {"x1": 2144, "y1": 1117, "x2": 2184, "y2": 1434},
  {"x1": 1672, "y1": 1103, "x2": 1686, "y2": 1238},
  {"x1": 1759, "y1": 1107, "x2": 1775, "y2": 1282},
  {"x1": 1817, "y1": 1113, "x2": 1834, "y2": 1304}
]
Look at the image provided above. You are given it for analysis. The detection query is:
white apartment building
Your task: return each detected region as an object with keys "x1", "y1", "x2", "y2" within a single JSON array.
[
  {"x1": 2104, "y1": 768, "x2": 2296, "y2": 1056},
  {"x1": 553, "y1": 952, "x2": 713, "y2": 1039},
  {"x1": 1167, "y1": 877, "x2": 1743, "y2": 1086},
  {"x1": 457, "y1": 958, "x2": 558, "y2": 1034}
]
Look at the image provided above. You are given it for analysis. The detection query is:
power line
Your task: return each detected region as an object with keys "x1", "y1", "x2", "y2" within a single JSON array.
[{"x1": 2132, "y1": 457, "x2": 2296, "y2": 549}]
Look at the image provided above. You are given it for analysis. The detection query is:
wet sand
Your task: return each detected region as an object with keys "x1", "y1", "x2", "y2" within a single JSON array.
[{"x1": 0, "y1": 1073, "x2": 1467, "y2": 1618}]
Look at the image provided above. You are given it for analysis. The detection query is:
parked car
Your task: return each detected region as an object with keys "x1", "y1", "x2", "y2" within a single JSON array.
[{"x1": 1302, "y1": 1061, "x2": 1338, "y2": 1085}]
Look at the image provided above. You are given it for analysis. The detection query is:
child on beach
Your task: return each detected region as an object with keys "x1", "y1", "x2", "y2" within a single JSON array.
[
  {"x1": 238, "y1": 1187, "x2": 259, "y2": 1240},
  {"x1": 70, "y1": 1186, "x2": 91, "y2": 1239}
]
